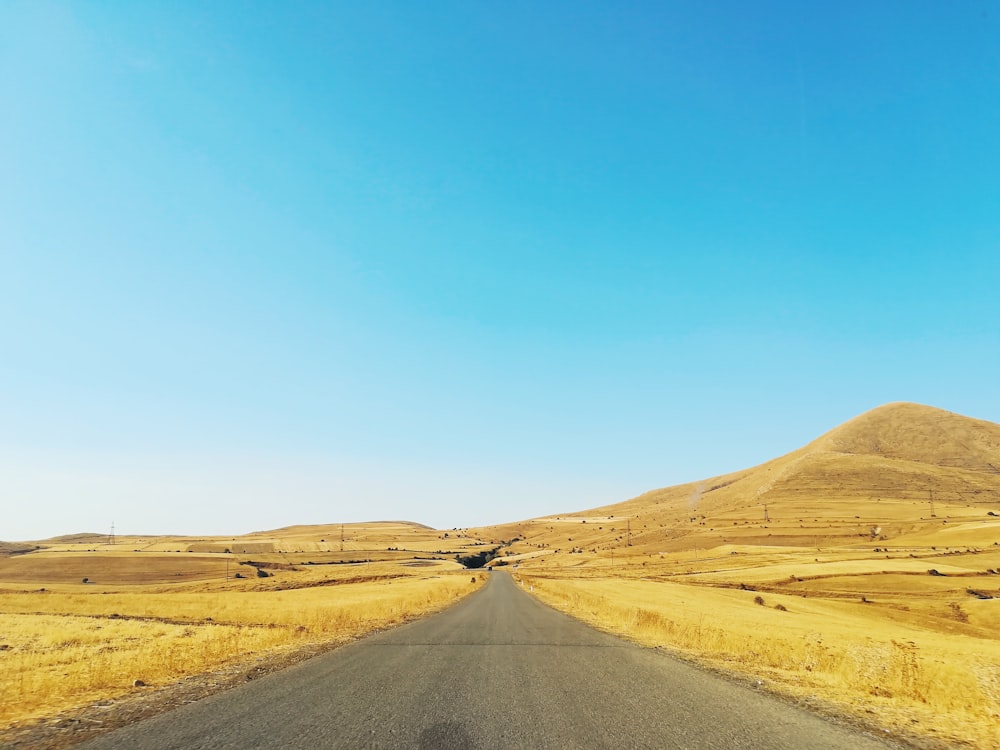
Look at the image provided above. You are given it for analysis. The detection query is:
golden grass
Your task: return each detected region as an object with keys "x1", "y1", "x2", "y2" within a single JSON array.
[
  {"x1": 0, "y1": 613, "x2": 286, "y2": 725},
  {"x1": 0, "y1": 547, "x2": 483, "y2": 729},
  {"x1": 519, "y1": 562, "x2": 1000, "y2": 749}
]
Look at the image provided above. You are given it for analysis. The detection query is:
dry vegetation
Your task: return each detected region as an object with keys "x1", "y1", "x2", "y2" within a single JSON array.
[
  {"x1": 5, "y1": 402, "x2": 1000, "y2": 748},
  {"x1": 0, "y1": 522, "x2": 486, "y2": 731},
  {"x1": 474, "y1": 403, "x2": 1000, "y2": 749}
]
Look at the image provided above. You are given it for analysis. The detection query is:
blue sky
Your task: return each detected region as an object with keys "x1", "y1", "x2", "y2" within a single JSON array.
[{"x1": 2, "y1": 1, "x2": 998, "y2": 540}]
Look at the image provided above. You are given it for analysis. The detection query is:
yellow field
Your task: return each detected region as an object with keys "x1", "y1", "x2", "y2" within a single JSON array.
[
  {"x1": 519, "y1": 562, "x2": 1000, "y2": 748},
  {"x1": 0, "y1": 522, "x2": 486, "y2": 730}
]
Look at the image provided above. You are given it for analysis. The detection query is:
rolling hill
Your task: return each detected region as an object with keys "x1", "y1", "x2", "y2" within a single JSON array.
[
  {"x1": 0, "y1": 521, "x2": 485, "y2": 586},
  {"x1": 472, "y1": 402, "x2": 1000, "y2": 560}
]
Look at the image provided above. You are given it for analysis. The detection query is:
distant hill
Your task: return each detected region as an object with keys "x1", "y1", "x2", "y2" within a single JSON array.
[
  {"x1": 2, "y1": 521, "x2": 466, "y2": 558},
  {"x1": 473, "y1": 403, "x2": 1000, "y2": 557},
  {"x1": 43, "y1": 533, "x2": 108, "y2": 544},
  {"x1": 0, "y1": 542, "x2": 38, "y2": 555}
]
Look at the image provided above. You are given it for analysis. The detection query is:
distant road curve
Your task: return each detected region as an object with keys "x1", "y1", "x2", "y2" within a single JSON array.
[{"x1": 80, "y1": 572, "x2": 900, "y2": 749}]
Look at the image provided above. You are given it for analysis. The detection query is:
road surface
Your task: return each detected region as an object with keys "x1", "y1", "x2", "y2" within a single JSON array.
[{"x1": 79, "y1": 572, "x2": 899, "y2": 749}]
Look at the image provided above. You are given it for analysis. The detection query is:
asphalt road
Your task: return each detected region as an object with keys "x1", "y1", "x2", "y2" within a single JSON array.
[{"x1": 79, "y1": 572, "x2": 899, "y2": 750}]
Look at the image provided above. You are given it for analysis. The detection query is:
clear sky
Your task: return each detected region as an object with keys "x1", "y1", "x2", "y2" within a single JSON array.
[{"x1": 2, "y1": 1, "x2": 998, "y2": 540}]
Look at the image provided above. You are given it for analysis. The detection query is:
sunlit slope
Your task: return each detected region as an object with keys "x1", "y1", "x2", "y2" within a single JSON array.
[{"x1": 474, "y1": 403, "x2": 1000, "y2": 558}]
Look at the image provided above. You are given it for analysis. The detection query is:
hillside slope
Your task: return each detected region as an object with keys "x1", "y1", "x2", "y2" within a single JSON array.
[{"x1": 474, "y1": 402, "x2": 1000, "y2": 559}]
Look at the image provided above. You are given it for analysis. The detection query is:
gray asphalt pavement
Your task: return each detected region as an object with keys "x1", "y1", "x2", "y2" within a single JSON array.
[{"x1": 78, "y1": 571, "x2": 900, "y2": 749}]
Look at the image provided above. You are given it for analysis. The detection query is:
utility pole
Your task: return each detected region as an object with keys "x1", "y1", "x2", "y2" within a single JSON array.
[
  {"x1": 929, "y1": 489, "x2": 936, "y2": 517},
  {"x1": 763, "y1": 505, "x2": 770, "y2": 523},
  {"x1": 108, "y1": 522, "x2": 116, "y2": 546},
  {"x1": 627, "y1": 518, "x2": 632, "y2": 547},
  {"x1": 340, "y1": 524, "x2": 345, "y2": 552}
]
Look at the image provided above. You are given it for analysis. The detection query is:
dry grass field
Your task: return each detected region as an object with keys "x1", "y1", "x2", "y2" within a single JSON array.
[
  {"x1": 474, "y1": 403, "x2": 1000, "y2": 749},
  {"x1": 0, "y1": 522, "x2": 486, "y2": 732},
  {"x1": 5, "y1": 402, "x2": 999, "y2": 748}
]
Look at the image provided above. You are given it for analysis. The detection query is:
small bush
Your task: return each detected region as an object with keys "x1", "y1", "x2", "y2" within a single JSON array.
[
  {"x1": 754, "y1": 595, "x2": 765, "y2": 606},
  {"x1": 774, "y1": 603, "x2": 787, "y2": 611}
]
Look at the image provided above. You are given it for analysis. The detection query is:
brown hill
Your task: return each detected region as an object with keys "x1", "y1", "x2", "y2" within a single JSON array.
[
  {"x1": 810, "y1": 402, "x2": 1000, "y2": 471},
  {"x1": 44, "y1": 533, "x2": 108, "y2": 544},
  {"x1": 474, "y1": 402, "x2": 1000, "y2": 560},
  {"x1": 747, "y1": 402, "x2": 1000, "y2": 508}
]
